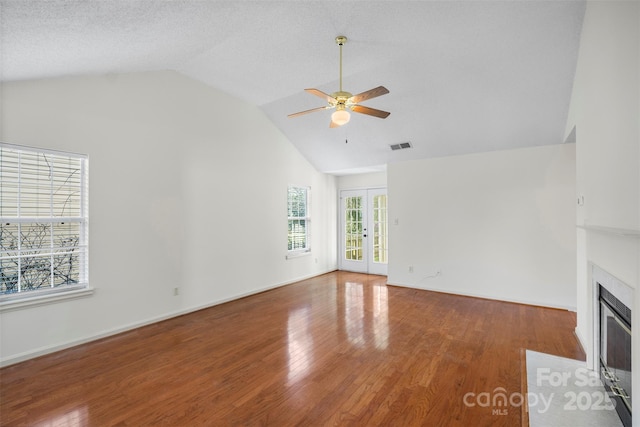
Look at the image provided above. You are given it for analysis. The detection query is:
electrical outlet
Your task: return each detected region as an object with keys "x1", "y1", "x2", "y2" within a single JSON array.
[
  {"x1": 173, "y1": 287, "x2": 179, "y2": 296},
  {"x1": 409, "y1": 265, "x2": 413, "y2": 273}
]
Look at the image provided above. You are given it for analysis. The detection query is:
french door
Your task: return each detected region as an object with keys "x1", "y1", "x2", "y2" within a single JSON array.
[{"x1": 339, "y1": 188, "x2": 388, "y2": 275}]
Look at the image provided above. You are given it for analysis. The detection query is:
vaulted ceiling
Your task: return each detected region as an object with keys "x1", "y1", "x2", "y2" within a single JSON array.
[{"x1": 0, "y1": 1, "x2": 585, "y2": 174}]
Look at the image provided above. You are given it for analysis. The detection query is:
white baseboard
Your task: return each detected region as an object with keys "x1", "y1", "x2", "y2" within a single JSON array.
[
  {"x1": 388, "y1": 281, "x2": 577, "y2": 312},
  {"x1": 0, "y1": 268, "x2": 337, "y2": 367}
]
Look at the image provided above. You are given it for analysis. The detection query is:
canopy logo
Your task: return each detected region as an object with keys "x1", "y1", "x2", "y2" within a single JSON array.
[
  {"x1": 462, "y1": 366, "x2": 617, "y2": 415},
  {"x1": 462, "y1": 388, "x2": 552, "y2": 416}
]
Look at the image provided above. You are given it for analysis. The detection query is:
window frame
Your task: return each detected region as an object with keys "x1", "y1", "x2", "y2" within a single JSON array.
[
  {"x1": 287, "y1": 185, "x2": 311, "y2": 258},
  {"x1": 0, "y1": 143, "x2": 91, "y2": 310}
]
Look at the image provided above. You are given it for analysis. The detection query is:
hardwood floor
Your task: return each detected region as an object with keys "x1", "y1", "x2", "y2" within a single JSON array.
[{"x1": 0, "y1": 271, "x2": 585, "y2": 426}]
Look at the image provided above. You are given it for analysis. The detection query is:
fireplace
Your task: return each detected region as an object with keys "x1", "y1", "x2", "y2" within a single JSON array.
[{"x1": 597, "y1": 274, "x2": 632, "y2": 427}]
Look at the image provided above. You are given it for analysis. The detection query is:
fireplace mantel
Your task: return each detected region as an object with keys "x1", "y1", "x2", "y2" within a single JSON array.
[{"x1": 578, "y1": 224, "x2": 640, "y2": 238}]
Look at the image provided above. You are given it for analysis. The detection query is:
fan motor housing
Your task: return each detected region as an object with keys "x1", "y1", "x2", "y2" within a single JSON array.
[{"x1": 331, "y1": 91, "x2": 353, "y2": 104}]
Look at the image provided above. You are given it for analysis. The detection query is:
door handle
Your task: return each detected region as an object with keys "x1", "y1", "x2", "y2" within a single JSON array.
[
  {"x1": 611, "y1": 385, "x2": 630, "y2": 399},
  {"x1": 602, "y1": 367, "x2": 619, "y2": 382}
]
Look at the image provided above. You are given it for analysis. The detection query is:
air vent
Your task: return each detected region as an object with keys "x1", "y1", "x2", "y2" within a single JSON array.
[{"x1": 390, "y1": 142, "x2": 412, "y2": 151}]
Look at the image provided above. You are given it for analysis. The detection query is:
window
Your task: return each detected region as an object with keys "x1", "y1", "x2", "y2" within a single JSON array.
[
  {"x1": 287, "y1": 186, "x2": 310, "y2": 254},
  {"x1": 372, "y1": 194, "x2": 388, "y2": 264},
  {"x1": 344, "y1": 195, "x2": 363, "y2": 261},
  {"x1": 0, "y1": 143, "x2": 89, "y2": 304}
]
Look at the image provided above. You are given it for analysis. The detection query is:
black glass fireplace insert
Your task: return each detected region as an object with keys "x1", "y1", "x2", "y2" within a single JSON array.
[{"x1": 599, "y1": 284, "x2": 632, "y2": 427}]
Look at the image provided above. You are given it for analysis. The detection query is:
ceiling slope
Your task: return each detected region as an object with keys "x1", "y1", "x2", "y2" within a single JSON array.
[{"x1": 0, "y1": 1, "x2": 586, "y2": 174}]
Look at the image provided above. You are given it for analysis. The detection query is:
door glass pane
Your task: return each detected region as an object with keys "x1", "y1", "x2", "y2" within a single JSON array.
[
  {"x1": 345, "y1": 196, "x2": 363, "y2": 261},
  {"x1": 372, "y1": 195, "x2": 388, "y2": 264}
]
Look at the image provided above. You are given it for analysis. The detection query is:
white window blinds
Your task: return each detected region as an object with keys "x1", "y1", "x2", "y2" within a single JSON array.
[{"x1": 0, "y1": 143, "x2": 88, "y2": 299}]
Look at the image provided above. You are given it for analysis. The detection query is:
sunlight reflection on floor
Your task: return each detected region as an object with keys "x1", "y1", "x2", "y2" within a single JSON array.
[
  {"x1": 32, "y1": 406, "x2": 89, "y2": 427},
  {"x1": 287, "y1": 305, "x2": 313, "y2": 383},
  {"x1": 286, "y1": 280, "x2": 391, "y2": 384},
  {"x1": 345, "y1": 281, "x2": 389, "y2": 350}
]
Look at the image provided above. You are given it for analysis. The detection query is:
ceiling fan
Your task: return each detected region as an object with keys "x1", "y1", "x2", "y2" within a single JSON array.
[{"x1": 288, "y1": 36, "x2": 390, "y2": 128}]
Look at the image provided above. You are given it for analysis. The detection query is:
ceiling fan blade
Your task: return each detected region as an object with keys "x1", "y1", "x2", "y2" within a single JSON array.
[
  {"x1": 351, "y1": 105, "x2": 391, "y2": 119},
  {"x1": 349, "y1": 86, "x2": 389, "y2": 104},
  {"x1": 305, "y1": 88, "x2": 337, "y2": 105},
  {"x1": 288, "y1": 106, "x2": 330, "y2": 118}
]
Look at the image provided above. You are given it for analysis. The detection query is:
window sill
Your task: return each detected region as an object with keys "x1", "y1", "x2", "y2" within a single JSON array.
[
  {"x1": 0, "y1": 287, "x2": 94, "y2": 313},
  {"x1": 286, "y1": 250, "x2": 311, "y2": 260}
]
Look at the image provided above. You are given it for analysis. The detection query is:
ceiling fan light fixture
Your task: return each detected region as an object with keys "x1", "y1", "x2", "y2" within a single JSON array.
[
  {"x1": 331, "y1": 109, "x2": 351, "y2": 126},
  {"x1": 288, "y1": 35, "x2": 390, "y2": 126}
]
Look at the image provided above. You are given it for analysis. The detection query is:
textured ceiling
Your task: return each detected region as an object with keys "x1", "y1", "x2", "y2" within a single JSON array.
[{"x1": 0, "y1": 0, "x2": 586, "y2": 174}]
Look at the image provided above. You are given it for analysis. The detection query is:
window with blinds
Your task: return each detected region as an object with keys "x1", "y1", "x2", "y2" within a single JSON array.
[
  {"x1": 0, "y1": 143, "x2": 88, "y2": 301},
  {"x1": 287, "y1": 186, "x2": 310, "y2": 254}
]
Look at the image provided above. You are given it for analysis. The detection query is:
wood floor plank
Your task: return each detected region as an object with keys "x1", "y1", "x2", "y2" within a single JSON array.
[{"x1": 0, "y1": 271, "x2": 584, "y2": 426}]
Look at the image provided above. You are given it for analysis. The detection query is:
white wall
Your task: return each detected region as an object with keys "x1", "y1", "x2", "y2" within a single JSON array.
[
  {"x1": 0, "y1": 71, "x2": 337, "y2": 365},
  {"x1": 336, "y1": 171, "x2": 387, "y2": 191},
  {"x1": 388, "y1": 144, "x2": 577, "y2": 309},
  {"x1": 568, "y1": 1, "x2": 639, "y2": 423}
]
